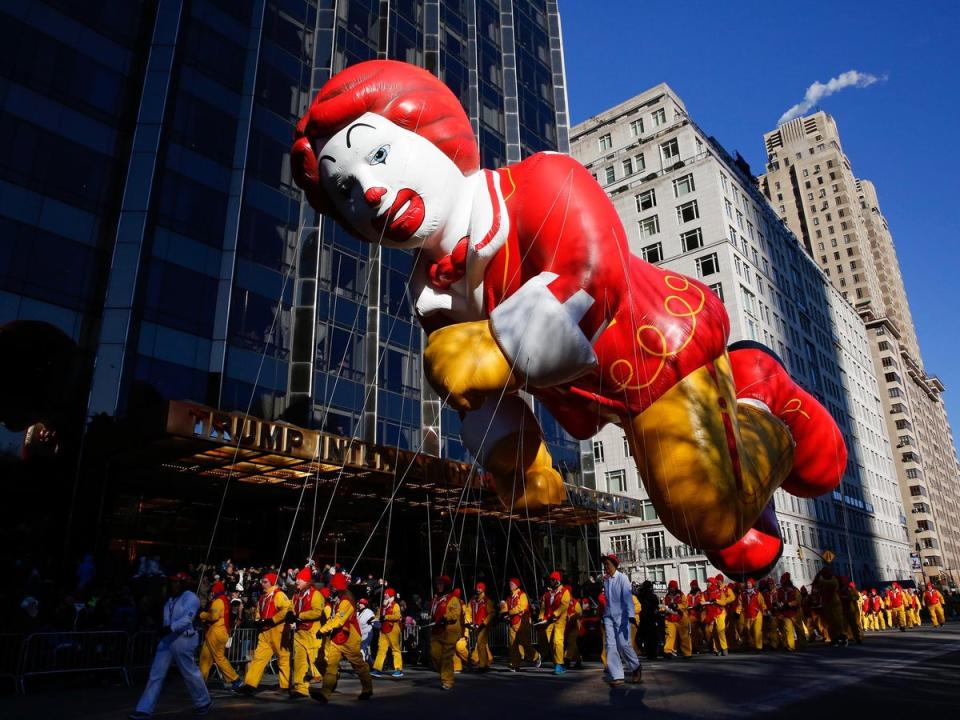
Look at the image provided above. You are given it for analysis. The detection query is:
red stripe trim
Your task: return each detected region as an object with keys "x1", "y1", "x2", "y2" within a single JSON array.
[
  {"x1": 707, "y1": 361, "x2": 744, "y2": 493},
  {"x1": 474, "y1": 170, "x2": 502, "y2": 252}
]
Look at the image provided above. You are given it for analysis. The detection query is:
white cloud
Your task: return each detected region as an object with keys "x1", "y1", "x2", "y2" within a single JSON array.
[{"x1": 778, "y1": 70, "x2": 885, "y2": 125}]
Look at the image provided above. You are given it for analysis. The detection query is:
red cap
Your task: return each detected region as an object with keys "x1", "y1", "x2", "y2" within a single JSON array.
[
  {"x1": 601, "y1": 553, "x2": 620, "y2": 567},
  {"x1": 169, "y1": 571, "x2": 191, "y2": 583},
  {"x1": 436, "y1": 575, "x2": 452, "y2": 586},
  {"x1": 358, "y1": 597, "x2": 369, "y2": 606},
  {"x1": 549, "y1": 571, "x2": 562, "y2": 582},
  {"x1": 296, "y1": 568, "x2": 313, "y2": 583},
  {"x1": 746, "y1": 578, "x2": 756, "y2": 586},
  {"x1": 263, "y1": 572, "x2": 278, "y2": 585},
  {"x1": 385, "y1": 588, "x2": 396, "y2": 598},
  {"x1": 452, "y1": 588, "x2": 462, "y2": 598},
  {"x1": 329, "y1": 573, "x2": 348, "y2": 591},
  {"x1": 689, "y1": 579, "x2": 700, "y2": 588},
  {"x1": 211, "y1": 581, "x2": 225, "y2": 595},
  {"x1": 509, "y1": 577, "x2": 522, "y2": 589},
  {"x1": 668, "y1": 580, "x2": 679, "y2": 590},
  {"x1": 780, "y1": 572, "x2": 791, "y2": 584},
  {"x1": 927, "y1": 583, "x2": 933, "y2": 590},
  {"x1": 475, "y1": 582, "x2": 486, "y2": 592},
  {"x1": 319, "y1": 587, "x2": 331, "y2": 598},
  {"x1": 892, "y1": 582, "x2": 901, "y2": 589},
  {"x1": 707, "y1": 576, "x2": 719, "y2": 587},
  {"x1": 848, "y1": 581, "x2": 856, "y2": 589}
]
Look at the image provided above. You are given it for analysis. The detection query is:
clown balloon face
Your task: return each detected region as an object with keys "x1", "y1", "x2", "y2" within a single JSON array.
[{"x1": 315, "y1": 112, "x2": 468, "y2": 250}]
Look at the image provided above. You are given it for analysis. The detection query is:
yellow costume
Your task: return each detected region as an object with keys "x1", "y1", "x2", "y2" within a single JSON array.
[
  {"x1": 455, "y1": 589, "x2": 495, "y2": 670},
  {"x1": 243, "y1": 580, "x2": 291, "y2": 690},
  {"x1": 290, "y1": 582, "x2": 325, "y2": 696},
  {"x1": 373, "y1": 593, "x2": 403, "y2": 673},
  {"x1": 314, "y1": 587, "x2": 373, "y2": 701},
  {"x1": 538, "y1": 578, "x2": 571, "y2": 671},
  {"x1": 506, "y1": 583, "x2": 540, "y2": 669},
  {"x1": 199, "y1": 589, "x2": 238, "y2": 683},
  {"x1": 663, "y1": 584, "x2": 692, "y2": 657},
  {"x1": 429, "y1": 586, "x2": 463, "y2": 689}
]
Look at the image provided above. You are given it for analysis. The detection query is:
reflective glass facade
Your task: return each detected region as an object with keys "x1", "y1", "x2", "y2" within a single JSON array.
[{"x1": 0, "y1": 0, "x2": 576, "y2": 471}]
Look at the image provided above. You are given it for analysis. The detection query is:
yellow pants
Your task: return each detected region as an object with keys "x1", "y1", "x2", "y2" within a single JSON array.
[
  {"x1": 743, "y1": 615, "x2": 763, "y2": 650},
  {"x1": 320, "y1": 635, "x2": 372, "y2": 699},
  {"x1": 373, "y1": 627, "x2": 403, "y2": 672},
  {"x1": 726, "y1": 614, "x2": 741, "y2": 649},
  {"x1": 291, "y1": 630, "x2": 319, "y2": 695},
  {"x1": 763, "y1": 616, "x2": 780, "y2": 649},
  {"x1": 777, "y1": 616, "x2": 797, "y2": 651},
  {"x1": 845, "y1": 611, "x2": 863, "y2": 642},
  {"x1": 908, "y1": 608, "x2": 920, "y2": 627},
  {"x1": 689, "y1": 621, "x2": 704, "y2": 652},
  {"x1": 929, "y1": 604, "x2": 945, "y2": 626},
  {"x1": 891, "y1": 606, "x2": 906, "y2": 629},
  {"x1": 564, "y1": 620, "x2": 580, "y2": 662},
  {"x1": 545, "y1": 618, "x2": 567, "y2": 666},
  {"x1": 664, "y1": 619, "x2": 692, "y2": 657},
  {"x1": 430, "y1": 635, "x2": 456, "y2": 688},
  {"x1": 508, "y1": 621, "x2": 539, "y2": 668},
  {"x1": 455, "y1": 627, "x2": 492, "y2": 669},
  {"x1": 244, "y1": 626, "x2": 290, "y2": 689},
  {"x1": 884, "y1": 609, "x2": 892, "y2": 628},
  {"x1": 199, "y1": 625, "x2": 238, "y2": 682},
  {"x1": 705, "y1": 614, "x2": 727, "y2": 653},
  {"x1": 796, "y1": 615, "x2": 808, "y2": 647}
]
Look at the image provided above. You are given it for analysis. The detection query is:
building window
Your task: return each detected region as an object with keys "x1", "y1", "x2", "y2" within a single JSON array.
[
  {"x1": 643, "y1": 531, "x2": 665, "y2": 560},
  {"x1": 635, "y1": 153, "x2": 646, "y2": 172},
  {"x1": 639, "y1": 215, "x2": 660, "y2": 239},
  {"x1": 681, "y1": 227, "x2": 703, "y2": 252},
  {"x1": 677, "y1": 200, "x2": 699, "y2": 224},
  {"x1": 660, "y1": 138, "x2": 680, "y2": 165},
  {"x1": 606, "y1": 469, "x2": 627, "y2": 493},
  {"x1": 645, "y1": 565, "x2": 666, "y2": 583},
  {"x1": 593, "y1": 440, "x2": 604, "y2": 462},
  {"x1": 599, "y1": 133, "x2": 612, "y2": 151},
  {"x1": 604, "y1": 166, "x2": 615, "y2": 184},
  {"x1": 673, "y1": 173, "x2": 696, "y2": 197},
  {"x1": 642, "y1": 242, "x2": 663, "y2": 263},
  {"x1": 639, "y1": 499, "x2": 657, "y2": 521},
  {"x1": 622, "y1": 158, "x2": 633, "y2": 176},
  {"x1": 696, "y1": 253, "x2": 719, "y2": 277},
  {"x1": 651, "y1": 108, "x2": 666, "y2": 127},
  {"x1": 687, "y1": 561, "x2": 708, "y2": 585},
  {"x1": 610, "y1": 534, "x2": 633, "y2": 557},
  {"x1": 636, "y1": 189, "x2": 656, "y2": 211},
  {"x1": 630, "y1": 118, "x2": 644, "y2": 136},
  {"x1": 741, "y1": 285, "x2": 757, "y2": 314},
  {"x1": 709, "y1": 282, "x2": 724, "y2": 301}
]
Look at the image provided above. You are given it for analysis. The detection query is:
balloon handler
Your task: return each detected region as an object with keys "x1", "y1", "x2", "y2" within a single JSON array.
[{"x1": 291, "y1": 60, "x2": 848, "y2": 580}]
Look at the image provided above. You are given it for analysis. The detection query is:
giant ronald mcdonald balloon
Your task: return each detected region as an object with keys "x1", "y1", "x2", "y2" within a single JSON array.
[{"x1": 291, "y1": 60, "x2": 847, "y2": 579}]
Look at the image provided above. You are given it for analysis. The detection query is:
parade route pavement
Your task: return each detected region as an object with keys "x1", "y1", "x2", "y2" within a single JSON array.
[{"x1": 4, "y1": 624, "x2": 958, "y2": 719}]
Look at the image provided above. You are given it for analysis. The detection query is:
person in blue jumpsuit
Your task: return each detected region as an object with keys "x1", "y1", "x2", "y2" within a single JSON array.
[
  {"x1": 601, "y1": 554, "x2": 641, "y2": 686},
  {"x1": 129, "y1": 572, "x2": 211, "y2": 719}
]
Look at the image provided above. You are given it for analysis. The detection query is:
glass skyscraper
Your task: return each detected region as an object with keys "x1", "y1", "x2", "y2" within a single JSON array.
[{"x1": 0, "y1": 0, "x2": 576, "y2": 469}]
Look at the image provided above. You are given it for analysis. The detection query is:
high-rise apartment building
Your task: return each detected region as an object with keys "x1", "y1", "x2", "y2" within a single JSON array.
[
  {"x1": 761, "y1": 113, "x2": 960, "y2": 586},
  {"x1": 570, "y1": 85, "x2": 911, "y2": 588}
]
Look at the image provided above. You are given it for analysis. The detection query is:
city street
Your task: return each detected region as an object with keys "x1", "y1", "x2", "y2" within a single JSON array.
[{"x1": 5, "y1": 625, "x2": 958, "y2": 719}]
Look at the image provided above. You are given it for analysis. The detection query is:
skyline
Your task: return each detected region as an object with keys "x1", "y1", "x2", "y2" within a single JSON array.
[{"x1": 561, "y1": 0, "x2": 960, "y2": 449}]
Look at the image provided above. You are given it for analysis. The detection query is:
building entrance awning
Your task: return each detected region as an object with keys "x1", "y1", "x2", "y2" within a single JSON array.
[{"x1": 125, "y1": 400, "x2": 641, "y2": 528}]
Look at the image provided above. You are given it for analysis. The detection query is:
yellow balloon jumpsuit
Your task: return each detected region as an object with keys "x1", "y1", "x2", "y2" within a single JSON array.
[
  {"x1": 506, "y1": 587, "x2": 540, "y2": 669},
  {"x1": 538, "y1": 585, "x2": 571, "y2": 668},
  {"x1": 316, "y1": 592, "x2": 373, "y2": 700},
  {"x1": 429, "y1": 591, "x2": 463, "y2": 689},
  {"x1": 455, "y1": 594, "x2": 495, "y2": 670},
  {"x1": 243, "y1": 586, "x2": 291, "y2": 690},
  {"x1": 564, "y1": 596, "x2": 583, "y2": 665},
  {"x1": 373, "y1": 598, "x2": 404, "y2": 673},
  {"x1": 663, "y1": 589, "x2": 692, "y2": 657},
  {"x1": 199, "y1": 592, "x2": 239, "y2": 683},
  {"x1": 290, "y1": 586, "x2": 325, "y2": 697}
]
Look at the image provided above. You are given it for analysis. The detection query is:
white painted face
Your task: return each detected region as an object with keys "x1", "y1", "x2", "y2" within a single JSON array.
[{"x1": 316, "y1": 112, "x2": 466, "y2": 249}]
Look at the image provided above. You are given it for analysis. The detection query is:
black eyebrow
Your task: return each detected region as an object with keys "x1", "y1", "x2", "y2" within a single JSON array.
[
  {"x1": 346, "y1": 122, "x2": 375, "y2": 148},
  {"x1": 319, "y1": 155, "x2": 336, "y2": 164}
]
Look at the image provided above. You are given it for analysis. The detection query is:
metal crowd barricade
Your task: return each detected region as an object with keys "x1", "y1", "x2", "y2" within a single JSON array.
[
  {"x1": 223, "y1": 627, "x2": 259, "y2": 669},
  {"x1": 18, "y1": 631, "x2": 129, "y2": 693},
  {"x1": 126, "y1": 631, "x2": 159, "y2": 673},
  {"x1": 0, "y1": 634, "x2": 24, "y2": 692}
]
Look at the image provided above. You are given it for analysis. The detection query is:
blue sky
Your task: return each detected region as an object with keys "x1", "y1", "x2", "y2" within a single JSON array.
[{"x1": 560, "y1": 0, "x2": 960, "y2": 448}]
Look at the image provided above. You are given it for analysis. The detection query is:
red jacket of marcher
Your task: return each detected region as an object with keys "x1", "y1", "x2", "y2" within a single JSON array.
[
  {"x1": 741, "y1": 591, "x2": 763, "y2": 619},
  {"x1": 776, "y1": 587, "x2": 799, "y2": 619},
  {"x1": 258, "y1": 589, "x2": 280, "y2": 620},
  {"x1": 870, "y1": 595, "x2": 883, "y2": 613},
  {"x1": 886, "y1": 589, "x2": 903, "y2": 608},
  {"x1": 292, "y1": 587, "x2": 318, "y2": 631},
  {"x1": 924, "y1": 590, "x2": 941, "y2": 606},
  {"x1": 703, "y1": 588, "x2": 724, "y2": 622}
]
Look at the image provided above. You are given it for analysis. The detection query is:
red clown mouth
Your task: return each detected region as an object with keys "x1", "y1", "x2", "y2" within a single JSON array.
[{"x1": 371, "y1": 188, "x2": 425, "y2": 244}]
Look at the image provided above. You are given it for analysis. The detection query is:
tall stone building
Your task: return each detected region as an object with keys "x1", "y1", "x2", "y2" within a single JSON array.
[
  {"x1": 570, "y1": 85, "x2": 910, "y2": 589},
  {"x1": 761, "y1": 112, "x2": 960, "y2": 587}
]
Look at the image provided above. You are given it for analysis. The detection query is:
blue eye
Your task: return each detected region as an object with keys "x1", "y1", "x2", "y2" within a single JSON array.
[{"x1": 369, "y1": 144, "x2": 390, "y2": 165}]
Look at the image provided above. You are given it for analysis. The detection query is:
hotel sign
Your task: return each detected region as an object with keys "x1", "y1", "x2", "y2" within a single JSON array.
[
  {"x1": 565, "y1": 484, "x2": 642, "y2": 517},
  {"x1": 165, "y1": 400, "x2": 481, "y2": 486}
]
